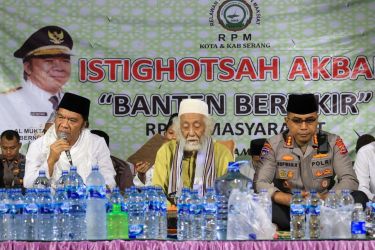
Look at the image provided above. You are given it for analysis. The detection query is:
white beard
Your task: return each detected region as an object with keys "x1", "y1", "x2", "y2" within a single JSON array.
[{"x1": 180, "y1": 137, "x2": 204, "y2": 151}]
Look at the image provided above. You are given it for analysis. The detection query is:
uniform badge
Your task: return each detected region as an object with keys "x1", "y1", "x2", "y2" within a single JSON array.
[
  {"x1": 321, "y1": 179, "x2": 329, "y2": 188},
  {"x1": 260, "y1": 142, "x2": 271, "y2": 160},
  {"x1": 282, "y1": 154, "x2": 294, "y2": 161},
  {"x1": 313, "y1": 134, "x2": 318, "y2": 145},
  {"x1": 287, "y1": 171, "x2": 294, "y2": 179},
  {"x1": 335, "y1": 137, "x2": 348, "y2": 155},
  {"x1": 313, "y1": 153, "x2": 328, "y2": 158},
  {"x1": 323, "y1": 168, "x2": 332, "y2": 175},
  {"x1": 284, "y1": 135, "x2": 293, "y2": 148},
  {"x1": 279, "y1": 170, "x2": 287, "y2": 178},
  {"x1": 315, "y1": 170, "x2": 323, "y2": 177}
]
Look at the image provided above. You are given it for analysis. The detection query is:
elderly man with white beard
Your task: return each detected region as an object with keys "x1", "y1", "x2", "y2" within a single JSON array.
[{"x1": 152, "y1": 99, "x2": 234, "y2": 204}]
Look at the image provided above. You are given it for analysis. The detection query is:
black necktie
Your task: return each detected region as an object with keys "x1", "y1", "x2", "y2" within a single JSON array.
[{"x1": 49, "y1": 95, "x2": 59, "y2": 110}]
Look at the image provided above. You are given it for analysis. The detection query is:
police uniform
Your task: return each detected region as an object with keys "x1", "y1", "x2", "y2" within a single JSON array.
[
  {"x1": 254, "y1": 130, "x2": 358, "y2": 195},
  {"x1": 254, "y1": 93, "x2": 367, "y2": 231},
  {"x1": 0, "y1": 25, "x2": 72, "y2": 142},
  {"x1": 0, "y1": 154, "x2": 26, "y2": 189}
]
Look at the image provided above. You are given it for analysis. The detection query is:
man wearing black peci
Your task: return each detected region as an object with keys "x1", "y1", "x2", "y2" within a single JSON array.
[{"x1": 254, "y1": 93, "x2": 368, "y2": 230}]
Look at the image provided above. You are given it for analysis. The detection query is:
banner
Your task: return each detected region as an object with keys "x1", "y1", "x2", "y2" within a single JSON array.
[{"x1": 0, "y1": 0, "x2": 373, "y2": 160}]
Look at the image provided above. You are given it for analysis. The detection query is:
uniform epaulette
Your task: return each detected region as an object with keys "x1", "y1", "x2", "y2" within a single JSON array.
[
  {"x1": 283, "y1": 134, "x2": 294, "y2": 148},
  {"x1": 0, "y1": 86, "x2": 22, "y2": 94}
]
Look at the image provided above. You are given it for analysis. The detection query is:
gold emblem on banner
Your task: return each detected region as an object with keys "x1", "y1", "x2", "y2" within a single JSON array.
[
  {"x1": 217, "y1": 0, "x2": 252, "y2": 31},
  {"x1": 48, "y1": 30, "x2": 64, "y2": 44}
]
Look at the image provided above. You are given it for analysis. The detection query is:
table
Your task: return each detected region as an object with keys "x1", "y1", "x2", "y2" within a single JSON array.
[{"x1": 1, "y1": 239, "x2": 375, "y2": 250}]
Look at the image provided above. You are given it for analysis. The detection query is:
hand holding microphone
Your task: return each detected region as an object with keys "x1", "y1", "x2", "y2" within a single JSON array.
[{"x1": 57, "y1": 131, "x2": 73, "y2": 166}]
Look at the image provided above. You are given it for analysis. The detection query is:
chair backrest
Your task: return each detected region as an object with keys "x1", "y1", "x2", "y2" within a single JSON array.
[
  {"x1": 216, "y1": 139, "x2": 235, "y2": 156},
  {"x1": 111, "y1": 155, "x2": 134, "y2": 191}
]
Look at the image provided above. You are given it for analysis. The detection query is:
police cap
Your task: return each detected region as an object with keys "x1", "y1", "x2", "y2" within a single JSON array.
[{"x1": 14, "y1": 25, "x2": 73, "y2": 60}]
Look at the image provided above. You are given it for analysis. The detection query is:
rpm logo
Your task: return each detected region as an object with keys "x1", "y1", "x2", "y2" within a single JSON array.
[{"x1": 217, "y1": 0, "x2": 253, "y2": 32}]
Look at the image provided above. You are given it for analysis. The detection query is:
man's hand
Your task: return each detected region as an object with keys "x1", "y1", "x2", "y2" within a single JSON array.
[
  {"x1": 272, "y1": 191, "x2": 293, "y2": 206},
  {"x1": 135, "y1": 161, "x2": 152, "y2": 174},
  {"x1": 135, "y1": 161, "x2": 151, "y2": 184},
  {"x1": 47, "y1": 138, "x2": 71, "y2": 176}
]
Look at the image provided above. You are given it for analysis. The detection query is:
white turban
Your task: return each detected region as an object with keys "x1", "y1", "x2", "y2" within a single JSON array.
[{"x1": 178, "y1": 99, "x2": 209, "y2": 117}]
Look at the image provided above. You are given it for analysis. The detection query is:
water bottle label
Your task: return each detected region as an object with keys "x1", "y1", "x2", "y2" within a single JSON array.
[
  {"x1": 177, "y1": 204, "x2": 185, "y2": 214},
  {"x1": 308, "y1": 205, "x2": 320, "y2": 215},
  {"x1": 88, "y1": 186, "x2": 106, "y2": 199},
  {"x1": 25, "y1": 203, "x2": 38, "y2": 214},
  {"x1": 129, "y1": 224, "x2": 144, "y2": 238},
  {"x1": 41, "y1": 205, "x2": 54, "y2": 214},
  {"x1": 60, "y1": 202, "x2": 71, "y2": 213},
  {"x1": 189, "y1": 204, "x2": 202, "y2": 215},
  {"x1": 203, "y1": 203, "x2": 217, "y2": 214},
  {"x1": 122, "y1": 203, "x2": 128, "y2": 212},
  {"x1": 67, "y1": 186, "x2": 86, "y2": 199},
  {"x1": 290, "y1": 204, "x2": 305, "y2": 215},
  {"x1": 9, "y1": 204, "x2": 24, "y2": 215},
  {"x1": 149, "y1": 200, "x2": 160, "y2": 211},
  {"x1": 0, "y1": 204, "x2": 8, "y2": 214},
  {"x1": 160, "y1": 201, "x2": 167, "y2": 212},
  {"x1": 351, "y1": 221, "x2": 366, "y2": 235}
]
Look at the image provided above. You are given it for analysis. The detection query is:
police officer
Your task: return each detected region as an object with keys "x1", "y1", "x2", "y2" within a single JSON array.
[
  {"x1": 254, "y1": 93, "x2": 368, "y2": 230},
  {"x1": 0, "y1": 25, "x2": 73, "y2": 141},
  {"x1": 0, "y1": 130, "x2": 25, "y2": 188}
]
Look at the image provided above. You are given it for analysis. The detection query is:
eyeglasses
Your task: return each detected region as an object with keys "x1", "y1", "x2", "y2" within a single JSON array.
[{"x1": 287, "y1": 117, "x2": 317, "y2": 125}]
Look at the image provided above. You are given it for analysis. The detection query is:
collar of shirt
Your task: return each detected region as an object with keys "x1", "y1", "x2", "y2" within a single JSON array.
[{"x1": 24, "y1": 79, "x2": 63, "y2": 101}]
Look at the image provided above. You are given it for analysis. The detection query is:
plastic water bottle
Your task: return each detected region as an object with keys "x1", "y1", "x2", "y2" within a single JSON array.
[
  {"x1": 127, "y1": 186, "x2": 146, "y2": 239},
  {"x1": 341, "y1": 189, "x2": 355, "y2": 208},
  {"x1": 52, "y1": 188, "x2": 70, "y2": 240},
  {"x1": 258, "y1": 189, "x2": 272, "y2": 221},
  {"x1": 55, "y1": 170, "x2": 69, "y2": 189},
  {"x1": 33, "y1": 170, "x2": 51, "y2": 189},
  {"x1": 290, "y1": 189, "x2": 306, "y2": 240},
  {"x1": 0, "y1": 189, "x2": 9, "y2": 240},
  {"x1": 156, "y1": 186, "x2": 168, "y2": 239},
  {"x1": 23, "y1": 188, "x2": 39, "y2": 240},
  {"x1": 109, "y1": 187, "x2": 126, "y2": 212},
  {"x1": 325, "y1": 190, "x2": 340, "y2": 208},
  {"x1": 38, "y1": 188, "x2": 54, "y2": 240},
  {"x1": 306, "y1": 190, "x2": 321, "y2": 239},
  {"x1": 145, "y1": 186, "x2": 160, "y2": 239},
  {"x1": 107, "y1": 203, "x2": 129, "y2": 239},
  {"x1": 214, "y1": 161, "x2": 252, "y2": 240},
  {"x1": 177, "y1": 187, "x2": 191, "y2": 240},
  {"x1": 351, "y1": 203, "x2": 366, "y2": 239},
  {"x1": 188, "y1": 189, "x2": 202, "y2": 240},
  {"x1": 123, "y1": 188, "x2": 131, "y2": 212},
  {"x1": 7, "y1": 188, "x2": 25, "y2": 240},
  {"x1": 66, "y1": 165, "x2": 86, "y2": 240},
  {"x1": 86, "y1": 165, "x2": 107, "y2": 240},
  {"x1": 201, "y1": 187, "x2": 217, "y2": 240},
  {"x1": 227, "y1": 188, "x2": 252, "y2": 240},
  {"x1": 365, "y1": 201, "x2": 373, "y2": 237}
]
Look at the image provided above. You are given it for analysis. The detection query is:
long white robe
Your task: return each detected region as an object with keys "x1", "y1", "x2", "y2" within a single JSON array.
[{"x1": 23, "y1": 126, "x2": 116, "y2": 189}]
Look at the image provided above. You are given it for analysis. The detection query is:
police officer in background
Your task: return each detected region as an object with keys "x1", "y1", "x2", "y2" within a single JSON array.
[
  {"x1": 0, "y1": 25, "x2": 72, "y2": 137},
  {"x1": 254, "y1": 93, "x2": 368, "y2": 230},
  {"x1": 0, "y1": 130, "x2": 25, "y2": 188}
]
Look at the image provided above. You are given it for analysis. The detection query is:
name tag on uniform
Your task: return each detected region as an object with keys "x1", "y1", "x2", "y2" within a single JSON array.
[{"x1": 30, "y1": 112, "x2": 47, "y2": 116}]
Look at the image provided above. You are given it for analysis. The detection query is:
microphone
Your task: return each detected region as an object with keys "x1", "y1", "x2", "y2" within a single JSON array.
[{"x1": 57, "y1": 132, "x2": 73, "y2": 166}]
